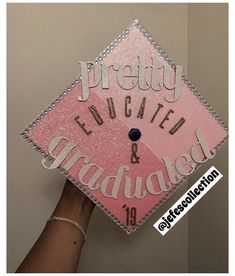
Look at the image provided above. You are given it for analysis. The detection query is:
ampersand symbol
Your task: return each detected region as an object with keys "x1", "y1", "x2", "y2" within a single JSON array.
[{"x1": 131, "y1": 143, "x2": 140, "y2": 164}]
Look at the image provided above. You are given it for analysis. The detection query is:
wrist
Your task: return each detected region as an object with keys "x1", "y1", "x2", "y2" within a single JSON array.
[
  {"x1": 52, "y1": 180, "x2": 95, "y2": 230},
  {"x1": 62, "y1": 179, "x2": 95, "y2": 208}
]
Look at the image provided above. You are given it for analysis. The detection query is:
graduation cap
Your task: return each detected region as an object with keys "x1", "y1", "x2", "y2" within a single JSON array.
[{"x1": 21, "y1": 19, "x2": 227, "y2": 234}]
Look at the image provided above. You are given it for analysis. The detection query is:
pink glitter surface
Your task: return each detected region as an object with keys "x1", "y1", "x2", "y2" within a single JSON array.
[{"x1": 23, "y1": 22, "x2": 227, "y2": 233}]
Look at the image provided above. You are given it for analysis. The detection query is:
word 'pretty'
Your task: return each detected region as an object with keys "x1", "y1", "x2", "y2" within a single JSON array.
[{"x1": 78, "y1": 56, "x2": 183, "y2": 102}]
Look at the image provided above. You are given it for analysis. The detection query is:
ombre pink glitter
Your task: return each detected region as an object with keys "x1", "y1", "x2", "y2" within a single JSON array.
[{"x1": 21, "y1": 19, "x2": 228, "y2": 233}]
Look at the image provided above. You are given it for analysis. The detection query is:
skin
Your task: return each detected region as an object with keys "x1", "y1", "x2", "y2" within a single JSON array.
[{"x1": 16, "y1": 179, "x2": 95, "y2": 273}]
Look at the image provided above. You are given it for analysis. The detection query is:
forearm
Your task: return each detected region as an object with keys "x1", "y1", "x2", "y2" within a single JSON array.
[{"x1": 16, "y1": 180, "x2": 95, "y2": 273}]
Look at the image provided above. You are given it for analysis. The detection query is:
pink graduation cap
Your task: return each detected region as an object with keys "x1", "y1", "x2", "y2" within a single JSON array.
[{"x1": 21, "y1": 19, "x2": 228, "y2": 234}]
